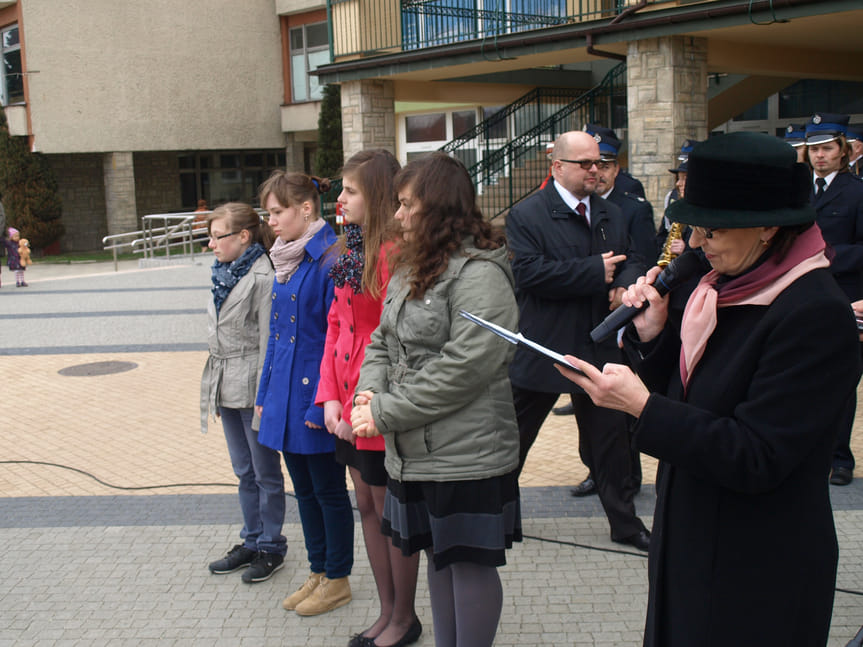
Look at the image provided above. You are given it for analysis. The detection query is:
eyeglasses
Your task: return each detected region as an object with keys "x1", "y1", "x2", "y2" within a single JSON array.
[
  {"x1": 210, "y1": 231, "x2": 241, "y2": 241},
  {"x1": 691, "y1": 226, "x2": 716, "y2": 239},
  {"x1": 557, "y1": 158, "x2": 602, "y2": 170}
]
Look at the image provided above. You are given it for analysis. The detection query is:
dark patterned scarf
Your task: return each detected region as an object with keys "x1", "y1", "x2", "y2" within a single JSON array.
[
  {"x1": 329, "y1": 223, "x2": 364, "y2": 293},
  {"x1": 211, "y1": 243, "x2": 266, "y2": 316}
]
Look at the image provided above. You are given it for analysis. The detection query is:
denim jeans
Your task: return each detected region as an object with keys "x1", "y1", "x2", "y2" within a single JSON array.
[
  {"x1": 220, "y1": 407, "x2": 287, "y2": 555},
  {"x1": 283, "y1": 451, "x2": 354, "y2": 578}
]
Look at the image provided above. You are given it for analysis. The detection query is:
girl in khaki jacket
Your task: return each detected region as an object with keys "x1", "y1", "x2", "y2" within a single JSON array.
[{"x1": 200, "y1": 202, "x2": 288, "y2": 584}]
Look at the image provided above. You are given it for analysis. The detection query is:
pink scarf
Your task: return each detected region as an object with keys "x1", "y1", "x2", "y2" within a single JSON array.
[
  {"x1": 269, "y1": 218, "x2": 325, "y2": 284},
  {"x1": 679, "y1": 224, "x2": 829, "y2": 388}
]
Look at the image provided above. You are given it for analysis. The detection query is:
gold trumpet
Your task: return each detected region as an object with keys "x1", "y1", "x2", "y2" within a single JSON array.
[{"x1": 657, "y1": 221, "x2": 684, "y2": 267}]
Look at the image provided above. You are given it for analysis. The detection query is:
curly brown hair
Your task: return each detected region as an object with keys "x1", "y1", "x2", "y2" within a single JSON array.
[{"x1": 394, "y1": 152, "x2": 505, "y2": 300}]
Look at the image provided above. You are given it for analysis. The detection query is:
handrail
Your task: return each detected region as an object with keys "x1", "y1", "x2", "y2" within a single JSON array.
[{"x1": 463, "y1": 62, "x2": 627, "y2": 220}]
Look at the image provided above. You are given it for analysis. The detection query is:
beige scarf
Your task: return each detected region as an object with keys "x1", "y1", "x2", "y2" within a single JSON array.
[{"x1": 269, "y1": 218, "x2": 325, "y2": 283}]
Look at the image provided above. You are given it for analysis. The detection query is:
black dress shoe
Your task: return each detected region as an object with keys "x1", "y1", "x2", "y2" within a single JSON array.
[
  {"x1": 615, "y1": 529, "x2": 650, "y2": 552},
  {"x1": 830, "y1": 466, "x2": 853, "y2": 486},
  {"x1": 570, "y1": 475, "x2": 597, "y2": 497},
  {"x1": 552, "y1": 402, "x2": 574, "y2": 416}
]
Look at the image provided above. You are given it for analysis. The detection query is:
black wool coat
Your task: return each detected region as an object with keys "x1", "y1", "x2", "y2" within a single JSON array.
[
  {"x1": 507, "y1": 181, "x2": 644, "y2": 393},
  {"x1": 626, "y1": 268, "x2": 860, "y2": 647},
  {"x1": 811, "y1": 171, "x2": 863, "y2": 300}
]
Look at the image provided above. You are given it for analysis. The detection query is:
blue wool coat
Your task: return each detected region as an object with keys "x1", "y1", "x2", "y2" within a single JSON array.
[{"x1": 256, "y1": 223, "x2": 337, "y2": 454}]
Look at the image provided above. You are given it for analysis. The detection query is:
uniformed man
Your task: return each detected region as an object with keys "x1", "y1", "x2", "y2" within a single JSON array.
[
  {"x1": 805, "y1": 112, "x2": 863, "y2": 486},
  {"x1": 783, "y1": 123, "x2": 808, "y2": 164},
  {"x1": 584, "y1": 125, "x2": 657, "y2": 267}
]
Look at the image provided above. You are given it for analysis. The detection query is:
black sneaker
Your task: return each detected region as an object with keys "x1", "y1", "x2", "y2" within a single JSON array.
[
  {"x1": 208, "y1": 544, "x2": 256, "y2": 574},
  {"x1": 241, "y1": 552, "x2": 284, "y2": 583}
]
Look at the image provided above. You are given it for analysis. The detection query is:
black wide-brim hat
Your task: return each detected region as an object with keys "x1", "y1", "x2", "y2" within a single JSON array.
[{"x1": 666, "y1": 132, "x2": 816, "y2": 228}]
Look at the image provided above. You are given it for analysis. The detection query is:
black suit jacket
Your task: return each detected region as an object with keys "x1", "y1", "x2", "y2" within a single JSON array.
[
  {"x1": 607, "y1": 187, "x2": 657, "y2": 266},
  {"x1": 810, "y1": 171, "x2": 863, "y2": 300},
  {"x1": 506, "y1": 182, "x2": 645, "y2": 392},
  {"x1": 628, "y1": 268, "x2": 859, "y2": 647}
]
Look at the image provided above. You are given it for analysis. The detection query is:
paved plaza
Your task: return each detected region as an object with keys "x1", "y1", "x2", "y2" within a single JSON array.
[{"x1": 0, "y1": 258, "x2": 861, "y2": 646}]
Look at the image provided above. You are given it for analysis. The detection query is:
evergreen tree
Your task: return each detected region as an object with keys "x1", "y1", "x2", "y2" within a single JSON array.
[
  {"x1": 315, "y1": 84, "x2": 343, "y2": 178},
  {"x1": 0, "y1": 105, "x2": 64, "y2": 250}
]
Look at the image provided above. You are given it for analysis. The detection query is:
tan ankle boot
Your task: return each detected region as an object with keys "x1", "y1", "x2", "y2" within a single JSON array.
[
  {"x1": 294, "y1": 575, "x2": 352, "y2": 616},
  {"x1": 282, "y1": 572, "x2": 324, "y2": 610}
]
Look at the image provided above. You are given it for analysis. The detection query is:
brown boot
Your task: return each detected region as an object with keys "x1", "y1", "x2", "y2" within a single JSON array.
[
  {"x1": 294, "y1": 575, "x2": 351, "y2": 616},
  {"x1": 282, "y1": 572, "x2": 324, "y2": 611}
]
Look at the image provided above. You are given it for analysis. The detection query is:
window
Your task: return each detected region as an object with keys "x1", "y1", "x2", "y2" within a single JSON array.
[
  {"x1": 1, "y1": 25, "x2": 23, "y2": 105},
  {"x1": 290, "y1": 22, "x2": 329, "y2": 103},
  {"x1": 178, "y1": 150, "x2": 286, "y2": 209}
]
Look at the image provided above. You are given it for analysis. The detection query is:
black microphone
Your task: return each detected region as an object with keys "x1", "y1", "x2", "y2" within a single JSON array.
[{"x1": 590, "y1": 252, "x2": 705, "y2": 343}]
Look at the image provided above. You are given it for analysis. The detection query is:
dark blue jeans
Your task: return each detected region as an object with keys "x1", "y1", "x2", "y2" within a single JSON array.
[
  {"x1": 283, "y1": 451, "x2": 354, "y2": 578},
  {"x1": 220, "y1": 407, "x2": 287, "y2": 555}
]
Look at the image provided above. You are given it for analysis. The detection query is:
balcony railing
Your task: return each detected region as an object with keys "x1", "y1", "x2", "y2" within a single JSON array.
[{"x1": 328, "y1": 0, "x2": 657, "y2": 59}]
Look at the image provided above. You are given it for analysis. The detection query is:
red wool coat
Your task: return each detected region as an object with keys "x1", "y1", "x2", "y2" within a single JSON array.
[{"x1": 316, "y1": 245, "x2": 392, "y2": 451}]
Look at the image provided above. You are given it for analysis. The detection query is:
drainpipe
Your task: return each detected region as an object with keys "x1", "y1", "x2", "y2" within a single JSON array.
[{"x1": 588, "y1": 0, "x2": 649, "y2": 60}]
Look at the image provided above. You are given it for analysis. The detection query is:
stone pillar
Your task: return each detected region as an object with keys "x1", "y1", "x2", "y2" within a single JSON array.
[
  {"x1": 340, "y1": 79, "x2": 396, "y2": 160},
  {"x1": 103, "y1": 152, "x2": 138, "y2": 235},
  {"x1": 627, "y1": 36, "x2": 707, "y2": 224},
  {"x1": 284, "y1": 133, "x2": 305, "y2": 172}
]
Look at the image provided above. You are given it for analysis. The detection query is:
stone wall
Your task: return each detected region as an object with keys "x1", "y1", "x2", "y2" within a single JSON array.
[
  {"x1": 627, "y1": 36, "x2": 708, "y2": 223},
  {"x1": 46, "y1": 153, "x2": 106, "y2": 252},
  {"x1": 340, "y1": 79, "x2": 396, "y2": 160},
  {"x1": 134, "y1": 152, "x2": 182, "y2": 218}
]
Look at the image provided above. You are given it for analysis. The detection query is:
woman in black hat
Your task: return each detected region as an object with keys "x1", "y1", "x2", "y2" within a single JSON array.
[{"x1": 556, "y1": 132, "x2": 860, "y2": 647}]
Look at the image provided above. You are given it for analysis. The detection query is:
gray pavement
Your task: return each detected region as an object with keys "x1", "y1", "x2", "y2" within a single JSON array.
[{"x1": 0, "y1": 258, "x2": 862, "y2": 646}]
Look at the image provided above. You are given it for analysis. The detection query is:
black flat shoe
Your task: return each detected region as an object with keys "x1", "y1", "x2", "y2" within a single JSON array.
[
  {"x1": 615, "y1": 529, "x2": 650, "y2": 552},
  {"x1": 370, "y1": 617, "x2": 422, "y2": 647},
  {"x1": 830, "y1": 466, "x2": 853, "y2": 486},
  {"x1": 348, "y1": 634, "x2": 371, "y2": 647},
  {"x1": 570, "y1": 476, "x2": 596, "y2": 497}
]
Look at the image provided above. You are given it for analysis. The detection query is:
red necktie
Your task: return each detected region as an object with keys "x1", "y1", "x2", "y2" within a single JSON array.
[{"x1": 575, "y1": 202, "x2": 587, "y2": 226}]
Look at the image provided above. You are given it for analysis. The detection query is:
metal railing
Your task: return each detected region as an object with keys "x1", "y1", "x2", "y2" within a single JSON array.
[
  {"x1": 456, "y1": 62, "x2": 627, "y2": 220},
  {"x1": 102, "y1": 212, "x2": 206, "y2": 271},
  {"x1": 328, "y1": 0, "x2": 655, "y2": 59}
]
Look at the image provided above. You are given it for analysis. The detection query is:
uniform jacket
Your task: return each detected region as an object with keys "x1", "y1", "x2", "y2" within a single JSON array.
[
  {"x1": 256, "y1": 223, "x2": 337, "y2": 454},
  {"x1": 606, "y1": 186, "x2": 657, "y2": 267},
  {"x1": 357, "y1": 239, "x2": 519, "y2": 482},
  {"x1": 200, "y1": 253, "x2": 273, "y2": 433},
  {"x1": 811, "y1": 171, "x2": 863, "y2": 300},
  {"x1": 316, "y1": 244, "x2": 392, "y2": 452},
  {"x1": 506, "y1": 182, "x2": 645, "y2": 393},
  {"x1": 627, "y1": 268, "x2": 859, "y2": 647}
]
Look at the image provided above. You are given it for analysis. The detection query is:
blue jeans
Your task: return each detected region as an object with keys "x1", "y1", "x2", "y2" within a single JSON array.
[
  {"x1": 220, "y1": 407, "x2": 287, "y2": 555},
  {"x1": 283, "y1": 451, "x2": 354, "y2": 578}
]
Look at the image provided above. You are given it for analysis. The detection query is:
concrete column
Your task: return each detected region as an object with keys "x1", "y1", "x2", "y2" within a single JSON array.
[
  {"x1": 627, "y1": 36, "x2": 708, "y2": 223},
  {"x1": 340, "y1": 79, "x2": 396, "y2": 160},
  {"x1": 103, "y1": 152, "x2": 138, "y2": 235},
  {"x1": 284, "y1": 133, "x2": 305, "y2": 172}
]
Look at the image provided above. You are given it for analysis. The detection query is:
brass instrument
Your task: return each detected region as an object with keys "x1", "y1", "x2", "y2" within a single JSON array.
[{"x1": 657, "y1": 221, "x2": 684, "y2": 267}]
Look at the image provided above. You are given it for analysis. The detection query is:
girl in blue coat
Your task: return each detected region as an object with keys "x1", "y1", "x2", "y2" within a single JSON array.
[{"x1": 255, "y1": 171, "x2": 354, "y2": 617}]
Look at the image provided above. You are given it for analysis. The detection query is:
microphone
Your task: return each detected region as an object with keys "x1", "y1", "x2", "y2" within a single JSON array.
[{"x1": 590, "y1": 252, "x2": 705, "y2": 343}]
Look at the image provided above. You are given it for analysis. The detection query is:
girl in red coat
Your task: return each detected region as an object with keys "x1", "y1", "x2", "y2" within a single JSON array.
[{"x1": 317, "y1": 150, "x2": 422, "y2": 647}]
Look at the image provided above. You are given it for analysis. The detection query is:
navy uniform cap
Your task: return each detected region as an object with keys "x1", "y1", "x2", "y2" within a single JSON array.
[
  {"x1": 783, "y1": 123, "x2": 806, "y2": 148},
  {"x1": 805, "y1": 113, "x2": 849, "y2": 145},
  {"x1": 846, "y1": 125, "x2": 863, "y2": 143},
  {"x1": 678, "y1": 139, "x2": 700, "y2": 161},
  {"x1": 583, "y1": 124, "x2": 621, "y2": 160}
]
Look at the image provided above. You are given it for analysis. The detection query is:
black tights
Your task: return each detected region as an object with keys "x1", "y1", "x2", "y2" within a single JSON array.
[{"x1": 425, "y1": 550, "x2": 502, "y2": 647}]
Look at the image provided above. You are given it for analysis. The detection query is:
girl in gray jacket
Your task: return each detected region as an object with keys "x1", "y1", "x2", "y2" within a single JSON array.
[
  {"x1": 352, "y1": 153, "x2": 522, "y2": 647},
  {"x1": 201, "y1": 202, "x2": 287, "y2": 583}
]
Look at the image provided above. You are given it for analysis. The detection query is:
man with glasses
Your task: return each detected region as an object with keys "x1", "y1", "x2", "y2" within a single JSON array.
[{"x1": 506, "y1": 130, "x2": 651, "y2": 551}]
